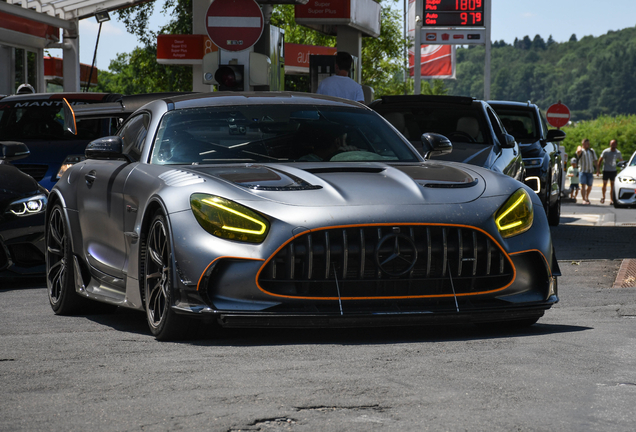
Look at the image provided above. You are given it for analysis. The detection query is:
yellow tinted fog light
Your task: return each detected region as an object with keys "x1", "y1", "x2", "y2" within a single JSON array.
[
  {"x1": 495, "y1": 188, "x2": 534, "y2": 238},
  {"x1": 190, "y1": 194, "x2": 269, "y2": 243}
]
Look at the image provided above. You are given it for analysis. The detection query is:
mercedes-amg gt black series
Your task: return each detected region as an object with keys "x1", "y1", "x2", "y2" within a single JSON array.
[
  {"x1": 46, "y1": 92, "x2": 559, "y2": 340},
  {"x1": 489, "y1": 100, "x2": 565, "y2": 226},
  {"x1": 1, "y1": 141, "x2": 48, "y2": 277}
]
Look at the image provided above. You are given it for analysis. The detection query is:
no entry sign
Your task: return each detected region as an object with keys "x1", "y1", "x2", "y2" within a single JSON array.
[
  {"x1": 546, "y1": 102, "x2": 571, "y2": 128},
  {"x1": 205, "y1": 0, "x2": 264, "y2": 52}
]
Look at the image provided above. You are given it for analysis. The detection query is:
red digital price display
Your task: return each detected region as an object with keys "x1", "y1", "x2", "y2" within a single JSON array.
[{"x1": 423, "y1": 0, "x2": 484, "y2": 27}]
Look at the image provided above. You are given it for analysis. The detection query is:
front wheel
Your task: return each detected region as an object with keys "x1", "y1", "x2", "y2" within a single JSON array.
[
  {"x1": 47, "y1": 204, "x2": 83, "y2": 314},
  {"x1": 143, "y1": 211, "x2": 192, "y2": 341}
]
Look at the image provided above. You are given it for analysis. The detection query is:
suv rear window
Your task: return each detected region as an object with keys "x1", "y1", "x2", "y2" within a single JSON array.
[
  {"x1": 375, "y1": 104, "x2": 490, "y2": 144},
  {"x1": 0, "y1": 100, "x2": 118, "y2": 141}
]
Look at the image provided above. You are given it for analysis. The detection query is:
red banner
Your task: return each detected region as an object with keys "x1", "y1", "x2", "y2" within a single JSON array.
[{"x1": 407, "y1": 0, "x2": 456, "y2": 79}]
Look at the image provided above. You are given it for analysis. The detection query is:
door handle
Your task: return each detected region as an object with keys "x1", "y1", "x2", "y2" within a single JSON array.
[{"x1": 85, "y1": 171, "x2": 96, "y2": 185}]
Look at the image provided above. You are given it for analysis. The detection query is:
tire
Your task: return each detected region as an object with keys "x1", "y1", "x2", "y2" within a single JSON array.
[
  {"x1": 547, "y1": 173, "x2": 561, "y2": 226},
  {"x1": 46, "y1": 204, "x2": 83, "y2": 315},
  {"x1": 143, "y1": 211, "x2": 192, "y2": 341}
]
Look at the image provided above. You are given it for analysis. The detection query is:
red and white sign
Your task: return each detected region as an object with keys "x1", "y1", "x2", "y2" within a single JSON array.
[
  {"x1": 407, "y1": 0, "x2": 455, "y2": 79},
  {"x1": 546, "y1": 103, "x2": 571, "y2": 128},
  {"x1": 157, "y1": 35, "x2": 217, "y2": 64},
  {"x1": 205, "y1": 0, "x2": 264, "y2": 52},
  {"x1": 285, "y1": 43, "x2": 337, "y2": 74}
]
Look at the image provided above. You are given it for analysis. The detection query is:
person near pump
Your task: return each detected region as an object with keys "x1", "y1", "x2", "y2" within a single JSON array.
[
  {"x1": 316, "y1": 52, "x2": 365, "y2": 103},
  {"x1": 576, "y1": 138, "x2": 597, "y2": 205},
  {"x1": 596, "y1": 139, "x2": 623, "y2": 204},
  {"x1": 567, "y1": 158, "x2": 580, "y2": 201}
]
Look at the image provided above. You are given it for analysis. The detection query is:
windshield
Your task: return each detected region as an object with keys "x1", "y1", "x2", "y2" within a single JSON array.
[
  {"x1": 150, "y1": 105, "x2": 420, "y2": 165},
  {"x1": 0, "y1": 100, "x2": 116, "y2": 141},
  {"x1": 492, "y1": 109, "x2": 540, "y2": 142}
]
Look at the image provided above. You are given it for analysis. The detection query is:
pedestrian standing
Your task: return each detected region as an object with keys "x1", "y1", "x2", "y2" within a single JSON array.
[
  {"x1": 567, "y1": 158, "x2": 580, "y2": 201},
  {"x1": 316, "y1": 52, "x2": 365, "y2": 103},
  {"x1": 576, "y1": 138, "x2": 597, "y2": 205},
  {"x1": 596, "y1": 139, "x2": 623, "y2": 204}
]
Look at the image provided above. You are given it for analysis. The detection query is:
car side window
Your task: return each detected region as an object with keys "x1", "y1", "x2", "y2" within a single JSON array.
[
  {"x1": 118, "y1": 113, "x2": 149, "y2": 161},
  {"x1": 539, "y1": 112, "x2": 549, "y2": 140}
]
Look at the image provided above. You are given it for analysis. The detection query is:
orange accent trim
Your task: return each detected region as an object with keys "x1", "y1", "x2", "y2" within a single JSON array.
[
  {"x1": 509, "y1": 249, "x2": 553, "y2": 278},
  {"x1": 255, "y1": 223, "x2": 517, "y2": 300},
  {"x1": 197, "y1": 256, "x2": 265, "y2": 291},
  {"x1": 62, "y1": 98, "x2": 76, "y2": 135}
]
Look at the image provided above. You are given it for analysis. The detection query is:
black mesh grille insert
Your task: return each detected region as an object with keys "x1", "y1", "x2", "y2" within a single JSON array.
[
  {"x1": 258, "y1": 225, "x2": 514, "y2": 299},
  {"x1": 14, "y1": 164, "x2": 48, "y2": 181}
]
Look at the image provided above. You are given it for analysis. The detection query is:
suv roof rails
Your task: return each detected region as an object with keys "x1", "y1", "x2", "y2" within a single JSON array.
[{"x1": 379, "y1": 95, "x2": 475, "y2": 105}]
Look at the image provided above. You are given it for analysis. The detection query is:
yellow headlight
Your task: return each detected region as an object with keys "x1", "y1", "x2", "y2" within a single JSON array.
[
  {"x1": 190, "y1": 194, "x2": 269, "y2": 243},
  {"x1": 495, "y1": 188, "x2": 534, "y2": 238}
]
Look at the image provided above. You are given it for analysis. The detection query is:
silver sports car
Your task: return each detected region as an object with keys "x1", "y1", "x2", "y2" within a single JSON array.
[{"x1": 46, "y1": 92, "x2": 559, "y2": 340}]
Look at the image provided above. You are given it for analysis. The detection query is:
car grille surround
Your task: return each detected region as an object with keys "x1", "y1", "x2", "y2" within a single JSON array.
[{"x1": 258, "y1": 224, "x2": 514, "y2": 300}]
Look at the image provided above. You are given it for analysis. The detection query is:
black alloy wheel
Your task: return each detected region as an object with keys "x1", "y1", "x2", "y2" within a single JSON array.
[
  {"x1": 144, "y1": 211, "x2": 190, "y2": 340},
  {"x1": 47, "y1": 204, "x2": 82, "y2": 314}
]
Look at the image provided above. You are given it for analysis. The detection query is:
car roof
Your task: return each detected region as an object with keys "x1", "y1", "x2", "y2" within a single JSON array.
[
  {"x1": 371, "y1": 95, "x2": 476, "y2": 107},
  {"x1": 166, "y1": 91, "x2": 367, "y2": 110},
  {"x1": 0, "y1": 92, "x2": 121, "y2": 103},
  {"x1": 488, "y1": 100, "x2": 538, "y2": 109}
]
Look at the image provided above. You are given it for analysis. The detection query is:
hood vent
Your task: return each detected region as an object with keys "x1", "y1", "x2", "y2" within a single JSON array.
[{"x1": 159, "y1": 170, "x2": 205, "y2": 187}]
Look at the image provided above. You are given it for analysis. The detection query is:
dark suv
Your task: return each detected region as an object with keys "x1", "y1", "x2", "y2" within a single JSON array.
[
  {"x1": 488, "y1": 101, "x2": 565, "y2": 226},
  {"x1": 369, "y1": 95, "x2": 525, "y2": 182},
  {"x1": 0, "y1": 92, "x2": 122, "y2": 190}
]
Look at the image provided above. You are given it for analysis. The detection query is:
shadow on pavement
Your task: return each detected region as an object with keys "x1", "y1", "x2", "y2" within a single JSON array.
[{"x1": 551, "y1": 225, "x2": 636, "y2": 261}]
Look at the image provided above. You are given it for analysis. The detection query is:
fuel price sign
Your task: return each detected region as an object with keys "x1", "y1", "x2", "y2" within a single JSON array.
[{"x1": 423, "y1": 0, "x2": 484, "y2": 27}]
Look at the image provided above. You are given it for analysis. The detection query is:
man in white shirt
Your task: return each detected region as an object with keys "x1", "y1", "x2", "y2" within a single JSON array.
[
  {"x1": 576, "y1": 138, "x2": 598, "y2": 205},
  {"x1": 316, "y1": 52, "x2": 365, "y2": 103}
]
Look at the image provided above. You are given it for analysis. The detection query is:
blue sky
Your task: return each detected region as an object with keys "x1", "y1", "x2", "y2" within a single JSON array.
[{"x1": 47, "y1": 0, "x2": 636, "y2": 71}]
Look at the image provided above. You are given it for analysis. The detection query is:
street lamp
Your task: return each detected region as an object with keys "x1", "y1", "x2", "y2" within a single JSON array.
[{"x1": 85, "y1": 10, "x2": 110, "y2": 91}]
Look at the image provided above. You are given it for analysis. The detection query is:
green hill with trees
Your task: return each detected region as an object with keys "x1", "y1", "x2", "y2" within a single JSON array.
[{"x1": 445, "y1": 27, "x2": 636, "y2": 122}]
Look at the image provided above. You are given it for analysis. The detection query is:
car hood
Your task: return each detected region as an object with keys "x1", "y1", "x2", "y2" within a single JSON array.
[
  {"x1": 188, "y1": 162, "x2": 485, "y2": 206},
  {"x1": 617, "y1": 165, "x2": 636, "y2": 179},
  {"x1": 0, "y1": 164, "x2": 41, "y2": 209},
  {"x1": 427, "y1": 143, "x2": 493, "y2": 168}
]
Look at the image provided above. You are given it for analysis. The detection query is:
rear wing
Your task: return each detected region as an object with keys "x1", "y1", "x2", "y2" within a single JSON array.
[{"x1": 63, "y1": 92, "x2": 197, "y2": 135}]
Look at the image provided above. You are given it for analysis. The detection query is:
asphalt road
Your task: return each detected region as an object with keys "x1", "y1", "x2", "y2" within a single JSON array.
[{"x1": 1, "y1": 184, "x2": 636, "y2": 431}]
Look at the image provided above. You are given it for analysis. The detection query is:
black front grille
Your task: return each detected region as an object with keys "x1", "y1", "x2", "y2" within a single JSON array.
[
  {"x1": 14, "y1": 164, "x2": 48, "y2": 181},
  {"x1": 8, "y1": 243, "x2": 45, "y2": 267},
  {"x1": 259, "y1": 225, "x2": 513, "y2": 299}
]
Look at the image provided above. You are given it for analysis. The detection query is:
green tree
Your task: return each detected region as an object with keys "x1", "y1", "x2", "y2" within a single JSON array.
[{"x1": 95, "y1": 0, "x2": 193, "y2": 93}]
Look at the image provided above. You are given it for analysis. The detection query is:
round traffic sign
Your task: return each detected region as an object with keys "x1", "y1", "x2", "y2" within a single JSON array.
[
  {"x1": 546, "y1": 102, "x2": 571, "y2": 128},
  {"x1": 205, "y1": 0, "x2": 264, "y2": 52}
]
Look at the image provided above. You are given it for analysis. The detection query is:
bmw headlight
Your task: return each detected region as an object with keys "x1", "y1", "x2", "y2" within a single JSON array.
[
  {"x1": 56, "y1": 154, "x2": 86, "y2": 180},
  {"x1": 494, "y1": 188, "x2": 534, "y2": 238},
  {"x1": 8, "y1": 194, "x2": 47, "y2": 217},
  {"x1": 618, "y1": 176, "x2": 635, "y2": 184},
  {"x1": 190, "y1": 194, "x2": 269, "y2": 243}
]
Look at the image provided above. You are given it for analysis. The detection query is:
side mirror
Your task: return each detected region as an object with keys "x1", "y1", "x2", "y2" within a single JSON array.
[
  {"x1": 0, "y1": 141, "x2": 30, "y2": 163},
  {"x1": 85, "y1": 136, "x2": 124, "y2": 160},
  {"x1": 618, "y1": 160, "x2": 627, "y2": 169},
  {"x1": 500, "y1": 133, "x2": 517, "y2": 149},
  {"x1": 546, "y1": 129, "x2": 566, "y2": 142},
  {"x1": 420, "y1": 133, "x2": 452, "y2": 160}
]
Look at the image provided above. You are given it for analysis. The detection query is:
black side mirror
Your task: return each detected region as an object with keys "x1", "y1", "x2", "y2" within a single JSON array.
[
  {"x1": 85, "y1": 136, "x2": 125, "y2": 160},
  {"x1": 618, "y1": 160, "x2": 627, "y2": 169},
  {"x1": 420, "y1": 133, "x2": 452, "y2": 160},
  {"x1": 0, "y1": 141, "x2": 30, "y2": 163},
  {"x1": 547, "y1": 129, "x2": 566, "y2": 142},
  {"x1": 500, "y1": 133, "x2": 517, "y2": 149}
]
